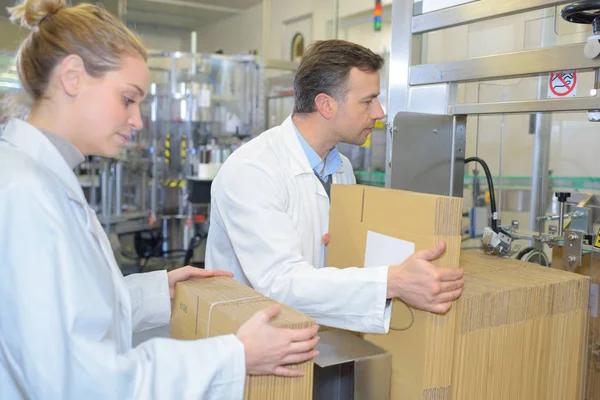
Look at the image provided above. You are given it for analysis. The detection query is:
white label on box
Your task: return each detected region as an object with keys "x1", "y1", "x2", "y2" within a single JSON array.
[
  {"x1": 364, "y1": 231, "x2": 415, "y2": 268},
  {"x1": 591, "y1": 283, "x2": 599, "y2": 318}
]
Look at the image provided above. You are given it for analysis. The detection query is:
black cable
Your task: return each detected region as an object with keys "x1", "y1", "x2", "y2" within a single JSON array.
[{"x1": 465, "y1": 157, "x2": 498, "y2": 233}]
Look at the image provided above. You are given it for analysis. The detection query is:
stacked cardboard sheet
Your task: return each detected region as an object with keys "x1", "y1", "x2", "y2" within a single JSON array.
[
  {"x1": 455, "y1": 252, "x2": 589, "y2": 399},
  {"x1": 170, "y1": 276, "x2": 314, "y2": 400},
  {"x1": 552, "y1": 247, "x2": 599, "y2": 400}
]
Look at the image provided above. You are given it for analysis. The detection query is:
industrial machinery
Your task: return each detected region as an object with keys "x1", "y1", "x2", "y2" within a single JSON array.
[
  {"x1": 139, "y1": 51, "x2": 265, "y2": 269},
  {"x1": 386, "y1": 1, "x2": 600, "y2": 397}
]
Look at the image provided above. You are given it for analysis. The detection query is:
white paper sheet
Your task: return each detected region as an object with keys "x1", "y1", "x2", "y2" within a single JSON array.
[{"x1": 364, "y1": 231, "x2": 415, "y2": 268}]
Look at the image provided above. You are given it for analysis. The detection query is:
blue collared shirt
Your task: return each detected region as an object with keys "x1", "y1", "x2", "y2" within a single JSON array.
[{"x1": 292, "y1": 120, "x2": 342, "y2": 183}]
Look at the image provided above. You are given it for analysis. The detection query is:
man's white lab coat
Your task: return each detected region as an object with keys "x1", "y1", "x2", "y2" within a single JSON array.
[{"x1": 206, "y1": 116, "x2": 391, "y2": 333}]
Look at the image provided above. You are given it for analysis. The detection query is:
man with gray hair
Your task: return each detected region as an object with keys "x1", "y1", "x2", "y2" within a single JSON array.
[{"x1": 206, "y1": 40, "x2": 464, "y2": 334}]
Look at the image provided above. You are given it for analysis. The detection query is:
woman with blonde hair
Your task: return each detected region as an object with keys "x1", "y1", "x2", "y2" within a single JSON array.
[{"x1": 0, "y1": 1, "x2": 319, "y2": 398}]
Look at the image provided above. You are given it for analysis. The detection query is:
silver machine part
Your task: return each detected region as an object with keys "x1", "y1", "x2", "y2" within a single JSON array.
[
  {"x1": 482, "y1": 227, "x2": 514, "y2": 257},
  {"x1": 563, "y1": 228, "x2": 584, "y2": 272},
  {"x1": 313, "y1": 330, "x2": 391, "y2": 400},
  {"x1": 390, "y1": 112, "x2": 465, "y2": 197},
  {"x1": 558, "y1": 201, "x2": 566, "y2": 235},
  {"x1": 530, "y1": 7, "x2": 554, "y2": 241}
]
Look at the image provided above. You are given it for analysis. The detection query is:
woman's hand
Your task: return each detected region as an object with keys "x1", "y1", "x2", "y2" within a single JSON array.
[
  {"x1": 167, "y1": 266, "x2": 233, "y2": 299},
  {"x1": 237, "y1": 304, "x2": 320, "y2": 377}
]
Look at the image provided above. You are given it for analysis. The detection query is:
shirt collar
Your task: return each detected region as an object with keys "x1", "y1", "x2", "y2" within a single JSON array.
[
  {"x1": 39, "y1": 129, "x2": 85, "y2": 170},
  {"x1": 291, "y1": 119, "x2": 343, "y2": 179}
]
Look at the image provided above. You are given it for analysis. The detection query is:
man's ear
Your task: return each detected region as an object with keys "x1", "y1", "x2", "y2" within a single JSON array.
[
  {"x1": 57, "y1": 54, "x2": 86, "y2": 97},
  {"x1": 314, "y1": 93, "x2": 338, "y2": 120}
]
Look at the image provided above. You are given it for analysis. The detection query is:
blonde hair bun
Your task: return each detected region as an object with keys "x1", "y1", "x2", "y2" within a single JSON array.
[{"x1": 8, "y1": 0, "x2": 67, "y2": 30}]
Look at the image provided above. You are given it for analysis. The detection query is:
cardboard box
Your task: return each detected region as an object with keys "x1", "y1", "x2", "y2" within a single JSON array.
[
  {"x1": 327, "y1": 184, "x2": 463, "y2": 399},
  {"x1": 327, "y1": 184, "x2": 588, "y2": 399},
  {"x1": 552, "y1": 247, "x2": 600, "y2": 400},
  {"x1": 170, "y1": 276, "x2": 314, "y2": 400}
]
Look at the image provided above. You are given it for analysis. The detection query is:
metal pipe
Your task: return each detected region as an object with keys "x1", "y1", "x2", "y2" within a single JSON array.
[
  {"x1": 409, "y1": 43, "x2": 597, "y2": 86},
  {"x1": 105, "y1": 162, "x2": 114, "y2": 234},
  {"x1": 385, "y1": 0, "x2": 414, "y2": 188},
  {"x1": 558, "y1": 201, "x2": 566, "y2": 235},
  {"x1": 262, "y1": 0, "x2": 271, "y2": 57},
  {"x1": 190, "y1": 31, "x2": 197, "y2": 76},
  {"x1": 101, "y1": 160, "x2": 110, "y2": 220},
  {"x1": 450, "y1": 97, "x2": 600, "y2": 115},
  {"x1": 162, "y1": 218, "x2": 169, "y2": 256},
  {"x1": 89, "y1": 157, "x2": 97, "y2": 211},
  {"x1": 536, "y1": 211, "x2": 582, "y2": 222},
  {"x1": 529, "y1": 8, "x2": 554, "y2": 239},
  {"x1": 141, "y1": 169, "x2": 147, "y2": 212},
  {"x1": 150, "y1": 84, "x2": 158, "y2": 225},
  {"x1": 118, "y1": 0, "x2": 127, "y2": 21},
  {"x1": 170, "y1": 55, "x2": 177, "y2": 98},
  {"x1": 332, "y1": 0, "x2": 339, "y2": 39},
  {"x1": 115, "y1": 161, "x2": 122, "y2": 216}
]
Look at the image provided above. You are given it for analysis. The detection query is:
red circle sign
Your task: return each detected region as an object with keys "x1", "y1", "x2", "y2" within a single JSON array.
[{"x1": 549, "y1": 71, "x2": 577, "y2": 97}]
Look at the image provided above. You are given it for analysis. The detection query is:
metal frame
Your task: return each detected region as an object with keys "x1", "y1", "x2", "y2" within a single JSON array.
[
  {"x1": 410, "y1": 44, "x2": 595, "y2": 85},
  {"x1": 386, "y1": 0, "x2": 600, "y2": 189},
  {"x1": 387, "y1": 5, "x2": 599, "y2": 397},
  {"x1": 412, "y1": 0, "x2": 571, "y2": 34},
  {"x1": 450, "y1": 96, "x2": 600, "y2": 115}
]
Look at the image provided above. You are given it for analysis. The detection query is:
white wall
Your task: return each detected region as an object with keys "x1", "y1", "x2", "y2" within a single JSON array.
[
  {"x1": 341, "y1": 22, "x2": 391, "y2": 54},
  {"x1": 196, "y1": 1, "x2": 599, "y2": 188},
  {"x1": 197, "y1": 0, "x2": 385, "y2": 57},
  {"x1": 134, "y1": 25, "x2": 191, "y2": 52},
  {"x1": 197, "y1": 3, "x2": 263, "y2": 54}
]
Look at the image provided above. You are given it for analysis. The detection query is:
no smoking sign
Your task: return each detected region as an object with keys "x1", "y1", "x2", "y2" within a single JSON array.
[{"x1": 548, "y1": 70, "x2": 577, "y2": 98}]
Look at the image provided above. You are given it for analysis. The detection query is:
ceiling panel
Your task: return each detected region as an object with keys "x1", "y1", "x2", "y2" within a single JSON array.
[
  {"x1": 185, "y1": 0, "x2": 261, "y2": 8},
  {"x1": 126, "y1": 0, "x2": 261, "y2": 30},
  {"x1": 1, "y1": 0, "x2": 262, "y2": 30},
  {"x1": 128, "y1": 0, "x2": 226, "y2": 19},
  {"x1": 127, "y1": 9, "x2": 215, "y2": 30}
]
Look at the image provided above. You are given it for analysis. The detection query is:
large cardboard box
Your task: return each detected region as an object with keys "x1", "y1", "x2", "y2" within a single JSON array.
[
  {"x1": 327, "y1": 184, "x2": 463, "y2": 399},
  {"x1": 170, "y1": 276, "x2": 314, "y2": 400},
  {"x1": 327, "y1": 184, "x2": 588, "y2": 399},
  {"x1": 552, "y1": 247, "x2": 600, "y2": 400}
]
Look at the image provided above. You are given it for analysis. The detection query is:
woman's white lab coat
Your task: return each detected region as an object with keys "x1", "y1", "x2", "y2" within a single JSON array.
[
  {"x1": 206, "y1": 116, "x2": 391, "y2": 334},
  {"x1": 0, "y1": 120, "x2": 246, "y2": 399}
]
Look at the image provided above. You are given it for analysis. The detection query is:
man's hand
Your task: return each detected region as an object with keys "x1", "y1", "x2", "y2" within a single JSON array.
[
  {"x1": 167, "y1": 266, "x2": 233, "y2": 299},
  {"x1": 322, "y1": 233, "x2": 330, "y2": 246},
  {"x1": 387, "y1": 241, "x2": 464, "y2": 314}
]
